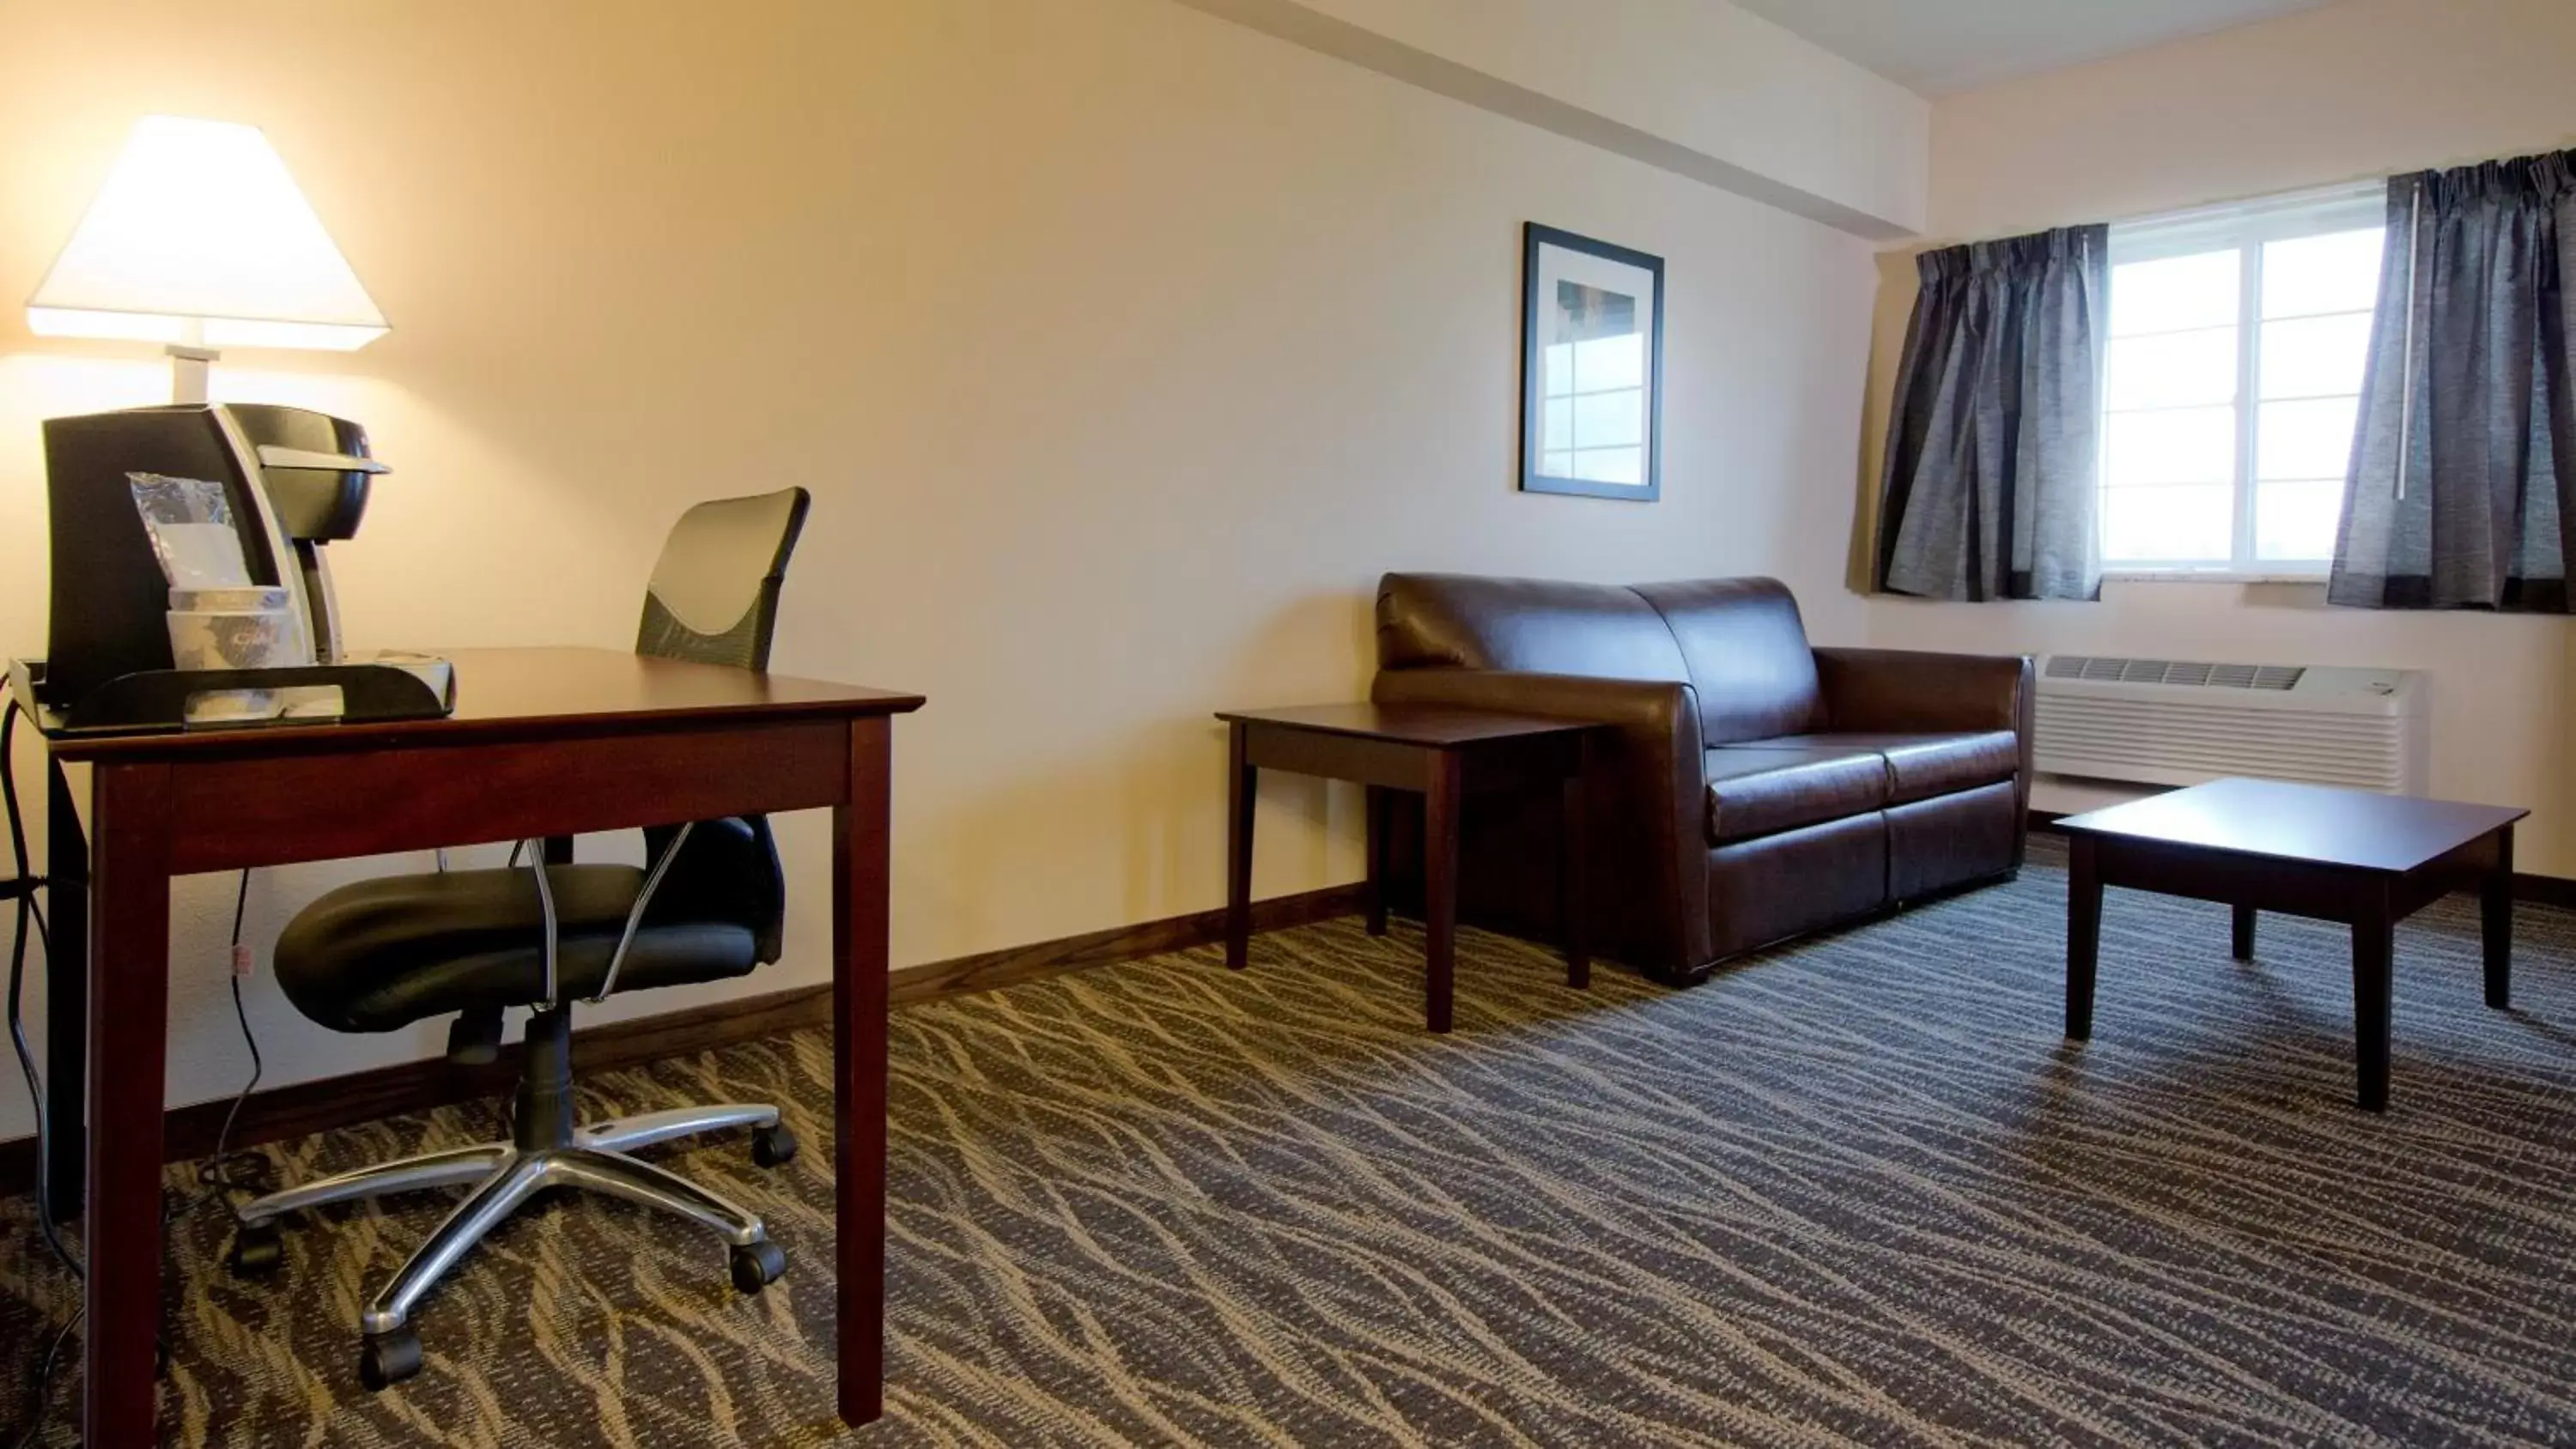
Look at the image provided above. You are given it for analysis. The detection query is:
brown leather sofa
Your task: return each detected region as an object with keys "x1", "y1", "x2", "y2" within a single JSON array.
[{"x1": 1372, "y1": 573, "x2": 2032, "y2": 985}]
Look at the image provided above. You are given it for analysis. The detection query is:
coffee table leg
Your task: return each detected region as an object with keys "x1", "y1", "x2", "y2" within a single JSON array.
[
  {"x1": 2353, "y1": 904, "x2": 2394, "y2": 1113},
  {"x1": 2232, "y1": 903, "x2": 2256, "y2": 962},
  {"x1": 2483, "y1": 825, "x2": 2513, "y2": 1010},
  {"x1": 1560, "y1": 769, "x2": 1589, "y2": 990},
  {"x1": 1224, "y1": 723, "x2": 1255, "y2": 969},
  {"x1": 1364, "y1": 785, "x2": 1390, "y2": 937},
  {"x1": 1423, "y1": 752, "x2": 1461, "y2": 1034},
  {"x1": 2066, "y1": 836, "x2": 2100, "y2": 1040}
]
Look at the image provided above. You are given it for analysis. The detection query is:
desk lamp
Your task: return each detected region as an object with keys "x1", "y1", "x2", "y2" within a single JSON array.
[{"x1": 25, "y1": 115, "x2": 388, "y2": 402}]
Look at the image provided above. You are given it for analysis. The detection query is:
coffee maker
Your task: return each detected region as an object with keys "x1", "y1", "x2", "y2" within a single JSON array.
[{"x1": 33, "y1": 403, "x2": 446, "y2": 727}]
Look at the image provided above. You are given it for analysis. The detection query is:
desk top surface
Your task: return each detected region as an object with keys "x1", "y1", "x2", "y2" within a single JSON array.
[
  {"x1": 1215, "y1": 702, "x2": 1600, "y2": 746},
  {"x1": 2055, "y1": 778, "x2": 2524, "y2": 874},
  {"x1": 46, "y1": 646, "x2": 925, "y2": 762}
]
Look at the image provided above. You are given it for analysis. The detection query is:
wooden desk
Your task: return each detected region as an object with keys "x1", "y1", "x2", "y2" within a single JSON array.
[
  {"x1": 34, "y1": 646, "x2": 922, "y2": 1446},
  {"x1": 2057, "y1": 778, "x2": 2524, "y2": 1112},
  {"x1": 1215, "y1": 704, "x2": 1596, "y2": 1032}
]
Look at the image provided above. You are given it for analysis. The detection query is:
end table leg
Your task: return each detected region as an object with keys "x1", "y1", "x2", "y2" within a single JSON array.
[
  {"x1": 1224, "y1": 723, "x2": 1255, "y2": 969},
  {"x1": 2232, "y1": 903, "x2": 2257, "y2": 962},
  {"x1": 2483, "y1": 825, "x2": 2513, "y2": 1010},
  {"x1": 2066, "y1": 836, "x2": 2100, "y2": 1040},
  {"x1": 2354, "y1": 903, "x2": 2394, "y2": 1113},
  {"x1": 1364, "y1": 785, "x2": 1389, "y2": 937},
  {"x1": 1423, "y1": 753, "x2": 1461, "y2": 1034}
]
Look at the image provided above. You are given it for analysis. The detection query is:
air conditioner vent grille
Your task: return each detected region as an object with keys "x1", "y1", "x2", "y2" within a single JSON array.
[{"x1": 2045, "y1": 655, "x2": 2305, "y2": 690}]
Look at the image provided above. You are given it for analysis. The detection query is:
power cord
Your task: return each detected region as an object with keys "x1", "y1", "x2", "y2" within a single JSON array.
[
  {"x1": 0, "y1": 702, "x2": 75, "y2": 1283},
  {"x1": 0, "y1": 688, "x2": 81, "y2": 1449},
  {"x1": 195, "y1": 870, "x2": 274, "y2": 1210}
]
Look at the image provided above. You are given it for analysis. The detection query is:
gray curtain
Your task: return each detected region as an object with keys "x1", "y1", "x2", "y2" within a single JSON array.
[
  {"x1": 1876, "y1": 226, "x2": 2106, "y2": 602},
  {"x1": 2330, "y1": 151, "x2": 2576, "y2": 611}
]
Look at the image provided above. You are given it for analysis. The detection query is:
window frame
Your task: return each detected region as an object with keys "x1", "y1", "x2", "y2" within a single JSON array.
[{"x1": 2099, "y1": 181, "x2": 2386, "y2": 582}]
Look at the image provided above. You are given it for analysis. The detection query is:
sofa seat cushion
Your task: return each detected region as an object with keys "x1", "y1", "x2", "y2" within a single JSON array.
[
  {"x1": 1760, "y1": 731, "x2": 2020, "y2": 806},
  {"x1": 1704, "y1": 743, "x2": 1891, "y2": 844}
]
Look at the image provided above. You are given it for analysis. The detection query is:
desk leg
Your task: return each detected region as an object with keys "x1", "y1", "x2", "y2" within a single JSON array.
[
  {"x1": 1364, "y1": 785, "x2": 1389, "y2": 937},
  {"x1": 835, "y1": 717, "x2": 892, "y2": 1429},
  {"x1": 2066, "y1": 835, "x2": 2099, "y2": 1040},
  {"x1": 2232, "y1": 903, "x2": 2257, "y2": 962},
  {"x1": 85, "y1": 762, "x2": 173, "y2": 1449},
  {"x1": 1423, "y1": 752, "x2": 1461, "y2": 1034},
  {"x1": 1224, "y1": 724, "x2": 1255, "y2": 969},
  {"x1": 44, "y1": 758, "x2": 86, "y2": 1226},
  {"x1": 2483, "y1": 825, "x2": 2513, "y2": 1010}
]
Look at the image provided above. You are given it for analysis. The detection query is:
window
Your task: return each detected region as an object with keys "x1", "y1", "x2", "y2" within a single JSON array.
[{"x1": 2100, "y1": 184, "x2": 2386, "y2": 575}]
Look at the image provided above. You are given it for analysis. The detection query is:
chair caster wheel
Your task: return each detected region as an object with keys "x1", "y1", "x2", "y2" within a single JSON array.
[
  {"x1": 750, "y1": 1123, "x2": 798, "y2": 1168},
  {"x1": 227, "y1": 1222, "x2": 284, "y2": 1277},
  {"x1": 730, "y1": 1240, "x2": 787, "y2": 1294},
  {"x1": 359, "y1": 1328, "x2": 423, "y2": 1391}
]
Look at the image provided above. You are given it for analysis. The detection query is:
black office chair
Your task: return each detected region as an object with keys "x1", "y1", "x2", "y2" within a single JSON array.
[{"x1": 230, "y1": 487, "x2": 813, "y2": 1391}]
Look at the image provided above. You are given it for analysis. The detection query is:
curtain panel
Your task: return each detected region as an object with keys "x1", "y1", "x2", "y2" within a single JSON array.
[
  {"x1": 1876, "y1": 225, "x2": 2107, "y2": 603},
  {"x1": 2331, "y1": 150, "x2": 2576, "y2": 611}
]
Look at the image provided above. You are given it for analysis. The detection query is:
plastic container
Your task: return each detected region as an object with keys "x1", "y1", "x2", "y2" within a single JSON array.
[{"x1": 167, "y1": 603, "x2": 302, "y2": 722}]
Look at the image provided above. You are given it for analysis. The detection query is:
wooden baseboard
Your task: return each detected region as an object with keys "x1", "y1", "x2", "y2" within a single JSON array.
[
  {"x1": 2028, "y1": 808, "x2": 2576, "y2": 906},
  {"x1": 0, "y1": 882, "x2": 1366, "y2": 1197}
]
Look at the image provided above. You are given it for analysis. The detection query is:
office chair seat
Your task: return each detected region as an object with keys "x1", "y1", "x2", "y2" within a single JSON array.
[{"x1": 276, "y1": 866, "x2": 760, "y2": 1034}]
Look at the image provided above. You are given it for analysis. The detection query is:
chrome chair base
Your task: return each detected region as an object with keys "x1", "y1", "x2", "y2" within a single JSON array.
[
  {"x1": 237, "y1": 1104, "x2": 789, "y2": 1337},
  {"x1": 228, "y1": 1005, "x2": 794, "y2": 1389}
]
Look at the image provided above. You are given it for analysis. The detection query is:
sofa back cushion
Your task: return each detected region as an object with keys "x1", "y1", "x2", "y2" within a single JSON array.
[
  {"x1": 1631, "y1": 578, "x2": 1825, "y2": 743},
  {"x1": 1376, "y1": 573, "x2": 1690, "y2": 683}
]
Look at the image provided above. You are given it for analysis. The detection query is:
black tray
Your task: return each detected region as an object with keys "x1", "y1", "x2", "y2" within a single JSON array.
[{"x1": 12, "y1": 658, "x2": 452, "y2": 737}]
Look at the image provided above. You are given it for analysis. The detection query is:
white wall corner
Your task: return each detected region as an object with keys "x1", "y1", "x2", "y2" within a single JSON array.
[{"x1": 1167, "y1": 0, "x2": 1930, "y2": 239}]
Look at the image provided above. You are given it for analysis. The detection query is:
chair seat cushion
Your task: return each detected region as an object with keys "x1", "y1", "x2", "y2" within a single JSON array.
[
  {"x1": 1704, "y1": 744, "x2": 1891, "y2": 844},
  {"x1": 275, "y1": 865, "x2": 760, "y2": 1034},
  {"x1": 1760, "y1": 731, "x2": 2020, "y2": 805}
]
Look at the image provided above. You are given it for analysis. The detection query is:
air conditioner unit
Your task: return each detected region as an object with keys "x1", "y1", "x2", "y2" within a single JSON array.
[{"x1": 2033, "y1": 656, "x2": 2429, "y2": 794}]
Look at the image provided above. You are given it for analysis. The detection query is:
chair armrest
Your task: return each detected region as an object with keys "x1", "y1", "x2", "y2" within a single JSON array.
[
  {"x1": 1813, "y1": 647, "x2": 2034, "y2": 738},
  {"x1": 1371, "y1": 668, "x2": 1710, "y2": 973}
]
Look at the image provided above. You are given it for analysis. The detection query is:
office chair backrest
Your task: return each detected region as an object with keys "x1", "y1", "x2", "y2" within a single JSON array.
[
  {"x1": 636, "y1": 488, "x2": 811, "y2": 670},
  {"x1": 635, "y1": 487, "x2": 810, "y2": 962}
]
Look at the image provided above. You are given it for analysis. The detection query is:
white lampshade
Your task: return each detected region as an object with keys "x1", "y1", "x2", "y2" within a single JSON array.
[{"x1": 26, "y1": 116, "x2": 387, "y2": 352}]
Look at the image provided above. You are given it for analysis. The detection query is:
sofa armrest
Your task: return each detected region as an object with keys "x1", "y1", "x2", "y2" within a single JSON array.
[
  {"x1": 1371, "y1": 668, "x2": 1710, "y2": 973},
  {"x1": 1813, "y1": 647, "x2": 2034, "y2": 738}
]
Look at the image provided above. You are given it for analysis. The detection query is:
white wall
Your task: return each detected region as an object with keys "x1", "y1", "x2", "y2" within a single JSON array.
[
  {"x1": 1188, "y1": 0, "x2": 1929, "y2": 235},
  {"x1": 0, "y1": 0, "x2": 1901, "y2": 1131},
  {"x1": 1858, "y1": 0, "x2": 2576, "y2": 870}
]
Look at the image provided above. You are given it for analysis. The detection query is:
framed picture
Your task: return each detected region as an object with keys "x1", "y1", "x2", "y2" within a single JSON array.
[{"x1": 1520, "y1": 223, "x2": 1664, "y2": 501}]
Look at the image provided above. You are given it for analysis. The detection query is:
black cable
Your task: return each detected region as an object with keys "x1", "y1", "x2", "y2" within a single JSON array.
[
  {"x1": 9, "y1": 1310, "x2": 78, "y2": 1449},
  {"x1": 0, "y1": 700, "x2": 76, "y2": 1281},
  {"x1": 0, "y1": 688, "x2": 83, "y2": 1449},
  {"x1": 196, "y1": 870, "x2": 272, "y2": 1208}
]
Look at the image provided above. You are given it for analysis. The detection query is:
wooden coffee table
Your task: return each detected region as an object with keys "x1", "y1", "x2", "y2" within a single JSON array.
[
  {"x1": 2057, "y1": 779, "x2": 2525, "y2": 1111},
  {"x1": 1215, "y1": 704, "x2": 1599, "y2": 1032}
]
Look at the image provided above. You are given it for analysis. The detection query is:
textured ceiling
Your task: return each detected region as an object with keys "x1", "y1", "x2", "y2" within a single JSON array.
[{"x1": 1727, "y1": 0, "x2": 2344, "y2": 94}]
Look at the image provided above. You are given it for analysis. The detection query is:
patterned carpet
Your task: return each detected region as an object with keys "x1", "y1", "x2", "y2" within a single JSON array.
[{"x1": 5, "y1": 840, "x2": 2576, "y2": 1446}]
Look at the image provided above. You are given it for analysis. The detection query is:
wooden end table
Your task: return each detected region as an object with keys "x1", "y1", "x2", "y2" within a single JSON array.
[
  {"x1": 2057, "y1": 777, "x2": 2526, "y2": 1112},
  {"x1": 1215, "y1": 704, "x2": 1598, "y2": 1031}
]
